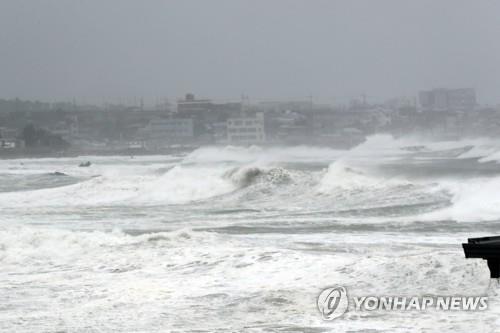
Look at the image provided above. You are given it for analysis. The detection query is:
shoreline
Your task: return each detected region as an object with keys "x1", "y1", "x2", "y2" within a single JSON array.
[
  {"x1": 0, "y1": 146, "x2": 199, "y2": 159},
  {"x1": 0, "y1": 142, "x2": 359, "y2": 160}
]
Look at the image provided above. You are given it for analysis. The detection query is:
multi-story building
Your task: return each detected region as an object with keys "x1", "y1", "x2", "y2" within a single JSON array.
[
  {"x1": 311, "y1": 108, "x2": 379, "y2": 148},
  {"x1": 149, "y1": 118, "x2": 194, "y2": 139},
  {"x1": 143, "y1": 117, "x2": 195, "y2": 148},
  {"x1": 447, "y1": 88, "x2": 477, "y2": 110},
  {"x1": 177, "y1": 93, "x2": 242, "y2": 123},
  {"x1": 212, "y1": 122, "x2": 228, "y2": 144},
  {"x1": 0, "y1": 127, "x2": 18, "y2": 139},
  {"x1": 226, "y1": 113, "x2": 266, "y2": 144},
  {"x1": 0, "y1": 127, "x2": 24, "y2": 149},
  {"x1": 49, "y1": 115, "x2": 79, "y2": 141},
  {"x1": 419, "y1": 88, "x2": 476, "y2": 111},
  {"x1": 177, "y1": 93, "x2": 213, "y2": 117}
]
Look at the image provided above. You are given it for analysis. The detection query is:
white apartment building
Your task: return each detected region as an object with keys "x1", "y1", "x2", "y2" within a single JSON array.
[{"x1": 227, "y1": 113, "x2": 266, "y2": 144}]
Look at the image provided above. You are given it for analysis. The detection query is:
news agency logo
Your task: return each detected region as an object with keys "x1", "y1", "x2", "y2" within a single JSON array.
[
  {"x1": 317, "y1": 286, "x2": 488, "y2": 321},
  {"x1": 317, "y1": 286, "x2": 349, "y2": 320}
]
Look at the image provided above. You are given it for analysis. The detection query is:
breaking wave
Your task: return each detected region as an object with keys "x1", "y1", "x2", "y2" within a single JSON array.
[
  {"x1": 2, "y1": 138, "x2": 500, "y2": 222},
  {"x1": 224, "y1": 166, "x2": 292, "y2": 187},
  {"x1": 4, "y1": 138, "x2": 500, "y2": 332}
]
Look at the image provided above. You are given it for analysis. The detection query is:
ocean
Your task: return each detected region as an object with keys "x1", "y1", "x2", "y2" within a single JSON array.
[{"x1": 2, "y1": 135, "x2": 500, "y2": 332}]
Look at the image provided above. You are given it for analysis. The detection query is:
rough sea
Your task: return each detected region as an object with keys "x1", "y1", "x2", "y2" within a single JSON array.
[{"x1": 2, "y1": 135, "x2": 500, "y2": 332}]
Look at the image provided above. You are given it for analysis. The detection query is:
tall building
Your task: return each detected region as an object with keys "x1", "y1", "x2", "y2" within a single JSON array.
[
  {"x1": 419, "y1": 88, "x2": 476, "y2": 111},
  {"x1": 447, "y1": 88, "x2": 477, "y2": 110}
]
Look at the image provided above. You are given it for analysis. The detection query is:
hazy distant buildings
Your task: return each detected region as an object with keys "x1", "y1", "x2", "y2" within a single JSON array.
[
  {"x1": 176, "y1": 93, "x2": 245, "y2": 142},
  {"x1": 0, "y1": 127, "x2": 23, "y2": 150},
  {"x1": 0, "y1": 127, "x2": 18, "y2": 139},
  {"x1": 1, "y1": 88, "x2": 499, "y2": 153},
  {"x1": 0, "y1": 138, "x2": 24, "y2": 149},
  {"x1": 177, "y1": 93, "x2": 213, "y2": 117},
  {"x1": 419, "y1": 88, "x2": 476, "y2": 111},
  {"x1": 50, "y1": 115, "x2": 79, "y2": 140},
  {"x1": 177, "y1": 93, "x2": 242, "y2": 121},
  {"x1": 227, "y1": 113, "x2": 266, "y2": 144},
  {"x1": 447, "y1": 88, "x2": 477, "y2": 110},
  {"x1": 263, "y1": 110, "x2": 312, "y2": 145},
  {"x1": 257, "y1": 100, "x2": 312, "y2": 113},
  {"x1": 311, "y1": 109, "x2": 368, "y2": 147},
  {"x1": 144, "y1": 117, "x2": 195, "y2": 147},
  {"x1": 212, "y1": 121, "x2": 228, "y2": 144},
  {"x1": 415, "y1": 88, "x2": 476, "y2": 139}
]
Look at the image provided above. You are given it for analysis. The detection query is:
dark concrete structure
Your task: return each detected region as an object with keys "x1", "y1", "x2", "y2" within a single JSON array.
[{"x1": 463, "y1": 236, "x2": 500, "y2": 278}]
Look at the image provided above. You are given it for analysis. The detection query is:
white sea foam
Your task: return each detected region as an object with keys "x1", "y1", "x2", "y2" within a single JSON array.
[
  {"x1": 418, "y1": 176, "x2": 500, "y2": 222},
  {"x1": 2, "y1": 141, "x2": 500, "y2": 332},
  {"x1": 0, "y1": 226, "x2": 494, "y2": 332},
  {"x1": 185, "y1": 145, "x2": 345, "y2": 164}
]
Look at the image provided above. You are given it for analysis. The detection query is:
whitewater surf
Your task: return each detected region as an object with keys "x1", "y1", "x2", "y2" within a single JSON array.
[{"x1": 2, "y1": 135, "x2": 500, "y2": 332}]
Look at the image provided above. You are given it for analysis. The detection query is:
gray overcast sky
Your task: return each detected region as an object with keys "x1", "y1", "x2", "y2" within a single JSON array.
[{"x1": 1, "y1": 0, "x2": 499, "y2": 105}]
